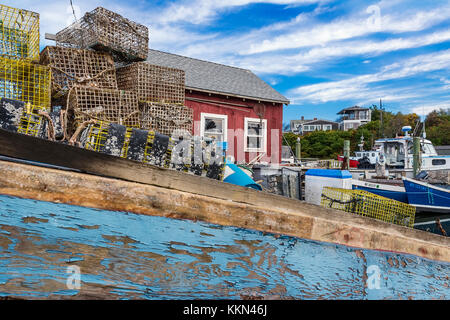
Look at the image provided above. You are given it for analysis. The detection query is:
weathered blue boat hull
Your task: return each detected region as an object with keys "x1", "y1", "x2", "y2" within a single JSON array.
[
  {"x1": 0, "y1": 195, "x2": 448, "y2": 300},
  {"x1": 352, "y1": 185, "x2": 408, "y2": 203},
  {"x1": 403, "y1": 178, "x2": 450, "y2": 213}
]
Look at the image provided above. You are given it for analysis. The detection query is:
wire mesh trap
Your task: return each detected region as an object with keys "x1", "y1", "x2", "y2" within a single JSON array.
[
  {"x1": 40, "y1": 46, "x2": 117, "y2": 99},
  {"x1": 0, "y1": 98, "x2": 51, "y2": 138},
  {"x1": 0, "y1": 56, "x2": 51, "y2": 109},
  {"x1": 67, "y1": 86, "x2": 140, "y2": 132},
  {"x1": 116, "y1": 62, "x2": 185, "y2": 104},
  {"x1": 55, "y1": 7, "x2": 149, "y2": 62},
  {"x1": 0, "y1": 4, "x2": 40, "y2": 60},
  {"x1": 139, "y1": 101, "x2": 193, "y2": 137},
  {"x1": 17, "y1": 103, "x2": 50, "y2": 138},
  {"x1": 79, "y1": 120, "x2": 173, "y2": 168},
  {"x1": 320, "y1": 187, "x2": 416, "y2": 228},
  {"x1": 77, "y1": 120, "x2": 224, "y2": 180}
]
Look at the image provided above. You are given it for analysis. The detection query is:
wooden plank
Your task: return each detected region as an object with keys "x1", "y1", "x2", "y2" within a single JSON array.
[
  {"x1": 44, "y1": 33, "x2": 56, "y2": 41},
  {"x1": 289, "y1": 174, "x2": 299, "y2": 199},
  {"x1": 0, "y1": 159, "x2": 449, "y2": 263}
]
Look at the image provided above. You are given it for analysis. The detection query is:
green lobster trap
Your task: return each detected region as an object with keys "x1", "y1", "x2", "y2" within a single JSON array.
[
  {"x1": 0, "y1": 4, "x2": 40, "y2": 60},
  {"x1": 0, "y1": 56, "x2": 51, "y2": 109},
  {"x1": 320, "y1": 187, "x2": 416, "y2": 228}
]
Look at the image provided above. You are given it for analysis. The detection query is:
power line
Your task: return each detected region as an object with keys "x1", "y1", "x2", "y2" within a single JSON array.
[{"x1": 70, "y1": 0, "x2": 77, "y2": 21}]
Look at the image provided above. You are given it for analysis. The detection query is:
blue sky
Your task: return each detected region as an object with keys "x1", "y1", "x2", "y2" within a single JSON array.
[{"x1": 6, "y1": 0, "x2": 450, "y2": 127}]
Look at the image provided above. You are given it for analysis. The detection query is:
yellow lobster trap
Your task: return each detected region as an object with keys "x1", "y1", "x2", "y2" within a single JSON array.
[
  {"x1": 79, "y1": 120, "x2": 173, "y2": 168},
  {"x1": 0, "y1": 4, "x2": 40, "y2": 60},
  {"x1": 321, "y1": 187, "x2": 416, "y2": 228},
  {"x1": 17, "y1": 103, "x2": 50, "y2": 138},
  {"x1": 0, "y1": 56, "x2": 51, "y2": 109}
]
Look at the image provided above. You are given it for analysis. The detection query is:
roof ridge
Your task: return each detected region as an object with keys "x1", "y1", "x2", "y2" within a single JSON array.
[{"x1": 148, "y1": 48, "x2": 253, "y2": 73}]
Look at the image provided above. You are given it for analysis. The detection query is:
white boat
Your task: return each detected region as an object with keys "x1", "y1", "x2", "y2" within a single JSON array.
[{"x1": 373, "y1": 137, "x2": 450, "y2": 172}]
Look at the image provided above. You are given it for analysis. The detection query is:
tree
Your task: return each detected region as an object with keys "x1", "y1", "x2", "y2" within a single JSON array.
[{"x1": 425, "y1": 108, "x2": 450, "y2": 145}]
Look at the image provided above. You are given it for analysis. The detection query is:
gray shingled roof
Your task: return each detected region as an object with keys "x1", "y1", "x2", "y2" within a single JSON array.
[{"x1": 146, "y1": 49, "x2": 290, "y2": 105}]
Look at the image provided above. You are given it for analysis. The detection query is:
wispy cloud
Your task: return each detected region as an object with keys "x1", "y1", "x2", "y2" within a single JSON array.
[
  {"x1": 243, "y1": 4, "x2": 450, "y2": 54},
  {"x1": 411, "y1": 104, "x2": 449, "y2": 116},
  {"x1": 288, "y1": 49, "x2": 450, "y2": 103},
  {"x1": 156, "y1": 0, "x2": 324, "y2": 25}
]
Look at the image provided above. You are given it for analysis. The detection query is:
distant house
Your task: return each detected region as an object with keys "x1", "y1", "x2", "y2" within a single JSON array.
[
  {"x1": 337, "y1": 106, "x2": 371, "y2": 131},
  {"x1": 146, "y1": 49, "x2": 290, "y2": 164},
  {"x1": 290, "y1": 116, "x2": 339, "y2": 135}
]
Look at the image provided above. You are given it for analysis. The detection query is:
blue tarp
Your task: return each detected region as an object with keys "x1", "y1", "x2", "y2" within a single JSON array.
[
  {"x1": 223, "y1": 163, "x2": 262, "y2": 191},
  {"x1": 305, "y1": 169, "x2": 352, "y2": 179}
]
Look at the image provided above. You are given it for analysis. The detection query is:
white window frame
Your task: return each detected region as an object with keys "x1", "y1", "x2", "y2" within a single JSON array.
[
  {"x1": 244, "y1": 117, "x2": 267, "y2": 153},
  {"x1": 200, "y1": 113, "x2": 228, "y2": 143},
  {"x1": 323, "y1": 124, "x2": 332, "y2": 131}
]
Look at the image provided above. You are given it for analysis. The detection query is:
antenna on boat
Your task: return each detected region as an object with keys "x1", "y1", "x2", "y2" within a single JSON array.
[
  {"x1": 422, "y1": 106, "x2": 427, "y2": 139},
  {"x1": 379, "y1": 98, "x2": 384, "y2": 138}
]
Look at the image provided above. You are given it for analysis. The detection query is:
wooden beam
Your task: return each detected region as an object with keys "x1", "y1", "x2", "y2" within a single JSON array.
[
  {"x1": 45, "y1": 33, "x2": 56, "y2": 41},
  {"x1": 0, "y1": 158, "x2": 449, "y2": 263}
]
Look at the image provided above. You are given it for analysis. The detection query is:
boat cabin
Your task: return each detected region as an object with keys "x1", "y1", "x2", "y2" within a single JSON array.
[{"x1": 374, "y1": 137, "x2": 449, "y2": 170}]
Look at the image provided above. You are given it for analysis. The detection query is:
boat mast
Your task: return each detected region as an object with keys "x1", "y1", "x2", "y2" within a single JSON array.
[
  {"x1": 379, "y1": 99, "x2": 384, "y2": 138},
  {"x1": 422, "y1": 111, "x2": 426, "y2": 139}
]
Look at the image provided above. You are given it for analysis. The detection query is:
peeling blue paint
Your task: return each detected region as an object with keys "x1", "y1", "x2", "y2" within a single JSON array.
[{"x1": 0, "y1": 194, "x2": 448, "y2": 299}]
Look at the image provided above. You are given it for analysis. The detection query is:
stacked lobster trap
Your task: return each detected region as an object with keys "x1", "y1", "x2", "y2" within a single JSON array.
[
  {"x1": 0, "y1": 4, "x2": 52, "y2": 139},
  {"x1": 40, "y1": 46, "x2": 118, "y2": 100},
  {"x1": 0, "y1": 4, "x2": 40, "y2": 60},
  {"x1": 116, "y1": 62, "x2": 193, "y2": 137},
  {"x1": 0, "y1": 4, "x2": 225, "y2": 181},
  {"x1": 76, "y1": 119, "x2": 225, "y2": 180},
  {"x1": 56, "y1": 7, "x2": 149, "y2": 62}
]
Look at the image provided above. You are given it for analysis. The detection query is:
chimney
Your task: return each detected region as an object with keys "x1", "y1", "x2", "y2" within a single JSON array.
[
  {"x1": 301, "y1": 116, "x2": 304, "y2": 120},
  {"x1": 314, "y1": 117, "x2": 317, "y2": 120}
]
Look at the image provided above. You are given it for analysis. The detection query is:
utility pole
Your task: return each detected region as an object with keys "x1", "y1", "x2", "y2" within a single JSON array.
[
  {"x1": 379, "y1": 98, "x2": 384, "y2": 138},
  {"x1": 413, "y1": 136, "x2": 421, "y2": 178},
  {"x1": 295, "y1": 137, "x2": 301, "y2": 164},
  {"x1": 343, "y1": 140, "x2": 350, "y2": 170}
]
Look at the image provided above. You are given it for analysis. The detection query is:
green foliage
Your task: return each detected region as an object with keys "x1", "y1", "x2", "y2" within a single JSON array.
[
  {"x1": 283, "y1": 107, "x2": 449, "y2": 159},
  {"x1": 425, "y1": 109, "x2": 450, "y2": 145}
]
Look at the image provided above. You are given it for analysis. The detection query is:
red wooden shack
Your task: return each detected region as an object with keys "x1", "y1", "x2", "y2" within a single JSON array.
[{"x1": 146, "y1": 49, "x2": 290, "y2": 164}]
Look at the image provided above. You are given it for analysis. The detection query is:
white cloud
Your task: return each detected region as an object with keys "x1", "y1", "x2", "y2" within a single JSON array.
[
  {"x1": 156, "y1": 0, "x2": 324, "y2": 25},
  {"x1": 244, "y1": 5, "x2": 450, "y2": 54},
  {"x1": 288, "y1": 49, "x2": 450, "y2": 103},
  {"x1": 410, "y1": 104, "x2": 449, "y2": 116},
  {"x1": 231, "y1": 29, "x2": 450, "y2": 74}
]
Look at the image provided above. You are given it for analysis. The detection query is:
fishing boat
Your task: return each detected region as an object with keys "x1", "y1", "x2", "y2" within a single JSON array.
[
  {"x1": 339, "y1": 126, "x2": 450, "y2": 175},
  {"x1": 338, "y1": 135, "x2": 379, "y2": 169},
  {"x1": 403, "y1": 177, "x2": 450, "y2": 213},
  {"x1": 352, "y1": 179, "x2": 407, "y2": 203},
  {"x1": 373, "y1": 127, "x2": 450, "y2": 173}
]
